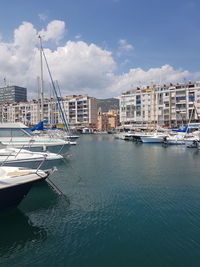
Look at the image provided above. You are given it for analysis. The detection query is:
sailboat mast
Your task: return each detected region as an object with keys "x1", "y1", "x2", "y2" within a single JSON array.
[{"x1": 39, "y1": 35, "x2": 44, "y2": 122}]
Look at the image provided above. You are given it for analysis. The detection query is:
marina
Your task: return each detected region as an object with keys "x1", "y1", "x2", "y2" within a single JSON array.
[
  {"x1": 1, "y1": 134, "x2": 200, "y2": 266},
  {"x1": 1, "y1": 1, "x2": 200, "y2": 266}
]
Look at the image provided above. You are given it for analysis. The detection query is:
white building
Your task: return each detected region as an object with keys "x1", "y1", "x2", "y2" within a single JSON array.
[
  {"x1": 0, "y1": 95, "x2": 97, "y2": 128},
  {"x1": 119, "y1": 81, "x2": 200, "y2": 127}
]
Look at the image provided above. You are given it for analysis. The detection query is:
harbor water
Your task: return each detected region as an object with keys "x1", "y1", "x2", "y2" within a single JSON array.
[{"x1": 1, "y1": 134, "x2": 200, "y2": 266}]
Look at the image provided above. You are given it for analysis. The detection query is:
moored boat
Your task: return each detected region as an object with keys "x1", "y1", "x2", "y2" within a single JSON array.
[
  {"x1": 0, "y1": 166, "x2": 55, "y2": 211},
  {"x1": 140, "y1": 133, "x2": 167, "y2": 143},
  {"x1": 0, "y1": 146, "x2": 64, "y2": 168},
  {"x1": 165, "y1": 132, "x2": 199, "y2": 145},
  {"x1": 0, "y1": 122, "x2": 72, "y2": 153}
]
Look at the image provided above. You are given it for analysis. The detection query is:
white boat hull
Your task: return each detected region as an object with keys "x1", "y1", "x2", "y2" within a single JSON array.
[
  {"x1": 0, "y1": 148, "x2": 64, "y2": 169},
  {"x1": 0, "y1": 137, "x2": 70, "y2": 153},
  {"x1": 0, "y1": 166, "x2": 53, "y2": 210},
  {"x1": 166, "y1": 139, "x2": 185, "y2": 145},
  {"x1": 141, "y1": 136, "x2": 165, "y2": 143}
]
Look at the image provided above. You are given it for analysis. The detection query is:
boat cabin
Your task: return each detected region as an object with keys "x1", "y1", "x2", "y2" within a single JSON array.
[{"x1": 0, "y1": 123, "x2": 33, "y2": 137}]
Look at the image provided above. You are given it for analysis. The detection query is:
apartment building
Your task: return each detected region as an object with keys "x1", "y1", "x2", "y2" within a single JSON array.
[
  {"x1": 0, "y1": 86, "x2": 27, "y2": 104},
  {"x1": 62, "y1": 95, "x2": 97, "y2": 127},
  {"x1": 119, "y1": 81, "x2": 200, "y2": 127},
  {"x1": 0, "y1": 95, "x2": 97, "y2": 128}
]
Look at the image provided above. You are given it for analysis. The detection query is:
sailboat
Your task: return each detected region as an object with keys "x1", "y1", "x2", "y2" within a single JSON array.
[
  {"x1": 165, "y1": 105, "x2": 200, "y2": 145},
  {"x1": 37, "y1": 36, "x2": 79, "y2": 143}
]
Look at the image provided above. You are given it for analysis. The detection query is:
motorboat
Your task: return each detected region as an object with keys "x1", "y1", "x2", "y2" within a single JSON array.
[
  {"x1": 0, "y1": 166, "x2": 55, "y2": 211},
  {"x1": 0, "y1": 122, "x2": 73, "y2": 153},
  {"x1": 114, "y1": 132, "x2": 135, "y2": 141},
  {"x1": 0, "y1": 146, "x2": 64, "y2": 168},
  {"x1": 131, "y1": 132, "x2": 152, "y2": 142},
  {"x1": 140, "y1": 135, "x2": 165, "y2": 143},
  {"x1": 186, "y1": 140, "x2": 199, "y2": 148},
  {"x1": 140, "y1": 132, "x2": 167, "y2": 143},
  {"x1": 39, "y1": 129, "x2": 78, "y2": 143},
  {"x1": 165, "y1": 132, "x2": 199, "y2": 145},
  {"x1": 82, "y1": 127, "x2": 94, "y2": 134}
]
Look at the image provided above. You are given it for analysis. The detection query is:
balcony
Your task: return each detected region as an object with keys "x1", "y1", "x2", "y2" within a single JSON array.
[
  {"x1": 164, "y1": 115, "x2": 170, "y2": 120},
  {"x1": 188, "y1": 95, "x2": 195, "y2": 102},
  {"x1": 163, "y1": 97, "x2": 169, "y2": 102},
  {"x1": 146, "y1": 89, "x2": 152, "y2": 92}
]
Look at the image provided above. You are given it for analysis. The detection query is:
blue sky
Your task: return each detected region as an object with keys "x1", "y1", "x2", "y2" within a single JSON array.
[{"x1": 0, "y1": 0, "x2": 200, "y2": 98}]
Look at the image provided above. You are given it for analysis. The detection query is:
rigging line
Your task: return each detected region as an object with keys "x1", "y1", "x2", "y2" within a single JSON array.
[
  {"x1": 58, "y1": 152, "x2": 83, "y2": 184},
  {"x1": 50, "y1": 82, "x2": 58, "y2": 125},
  {"x1": 38, "y1": 38, "x2": 82, "y2": 198},
  {"x1": 57, "y1": 143, "x2": 65, "y2": 155},
  {"x1": 1, "y1": 142, "x2": 27, "y2": 166},
  {"x1": 67, "y1": 160, "x2": 83, "y2": 184},
  {"x1": 0, "y1": 150, "x2": 13, "y2": 166},
  {"x1": 55, "y1": 80, "x2": 71, "y2": 135},
  {"x1": 35, "y1": 162, "x2": 70, "y2": 204},
  {"x1": 56, "y1": 81, "x2": 71, "y2": 135},
  {"x1": 1, "y1": 138, "x2": 36, "y2": 166},
  {"x1": 41, "y1": 44, "x2": 69, "y2": 137},
  {"x1": 46, "y1": 176, "x2": 70, "y2": 205},
  {"x1": 15, "y1": 139, "x2": 35, "y2": 158},
  {"x1": 55, "y1": 81, "x2": 67, "y2": 120},
  {"x1": 36, "y1": 154, "x2": 48, "y2": 173}
]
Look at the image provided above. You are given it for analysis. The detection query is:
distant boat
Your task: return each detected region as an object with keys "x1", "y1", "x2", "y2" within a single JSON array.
[
  {"x1": 165, "y1": 132, "x2": 200, "y2": 145},
  {"x1": 186, "y1": 140, "x2": 199, "y2": 148},
  {"x1": 0, "y1": 166, "x2": 55, "y2": 211},
  {"x1": 82, "y1": 128, "x2": 94, "y2": 134},
  {"x1": 140, "y1": 133, "x2": 167, "y2": 143}
]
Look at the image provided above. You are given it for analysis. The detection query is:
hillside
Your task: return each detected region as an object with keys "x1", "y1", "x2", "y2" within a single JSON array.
[{"x1": 96, "y1": 98, "x2": 119, "y2": 112}]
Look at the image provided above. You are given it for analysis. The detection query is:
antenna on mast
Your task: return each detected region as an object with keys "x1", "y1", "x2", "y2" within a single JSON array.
[{"x1": 3, "y1": 77, "x2": 7, "y2": 87}]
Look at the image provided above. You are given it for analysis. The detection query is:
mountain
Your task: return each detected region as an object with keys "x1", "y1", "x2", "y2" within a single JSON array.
[{"x1": 96, "y1": 98, "x2": 119, "y2": 112}]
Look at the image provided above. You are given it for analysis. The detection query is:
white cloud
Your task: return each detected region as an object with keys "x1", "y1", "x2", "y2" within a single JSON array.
[
  {"x1": 105, "y1": 64, "x2": 200, "y2": 96},
  {"x1": 117, "y1": 39, "x2": 134, "y2": 56},
  {"x1": 75, "y1": 34, "x2": 82, "y2": 39},
  {"x1": 38, "y1": 13, "x2": 48, "y2": 22},
  {"x1": 14, "y1": 22, "x2": 38, "y2": 51},
  {"x1": 0, "y1": 21, "x2": 200, "y2": 99},
  {"x1": 39, "y1": 20, "x2": 66, "y2": 43},
  {"x1": 40, "y1": 40, "x2": 116, "y2": 98},
  {"x1": 0, "y1": 21, "x2": 116, "y2": 99}
]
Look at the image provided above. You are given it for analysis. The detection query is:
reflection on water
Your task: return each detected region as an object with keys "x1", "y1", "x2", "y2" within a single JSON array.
[
  {"x1": 0, "y1": 179, "x2": 71, "y2": 264},
  {"x1": 19, "y1": 177, "x2": 69, "y2": 212},
  {"x1": 2, "y1": 135, "x2": 200, "y2": 266},
  {"x1": 0, "y1": 209, "x2": 47, "y2": 259},
  {"x1": 93, "y1": 134, "x2": 115, "y2": 142}
]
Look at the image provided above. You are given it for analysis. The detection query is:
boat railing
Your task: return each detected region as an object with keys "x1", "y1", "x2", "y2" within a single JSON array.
[{"x1": 0, "y1": 139, "x2": 36, "y2": 166}]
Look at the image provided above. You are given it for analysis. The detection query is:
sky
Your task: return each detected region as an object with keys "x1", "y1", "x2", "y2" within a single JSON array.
[{"x1": 0, "y1": 0, "x2": 200, "y2": 99}]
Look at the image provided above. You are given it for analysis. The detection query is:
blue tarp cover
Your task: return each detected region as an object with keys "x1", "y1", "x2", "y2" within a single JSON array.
[{"x1": 172, "y1": 126, "x2": 188, "y2": 132}]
